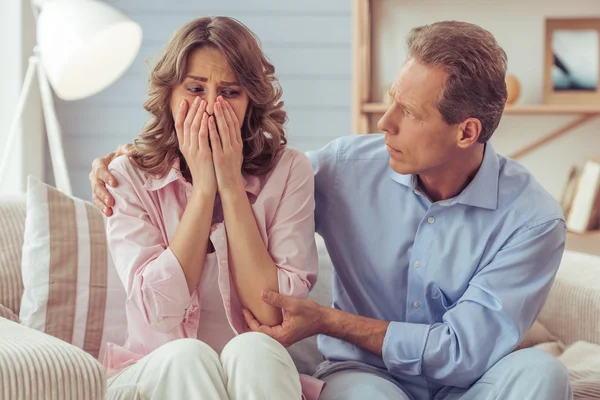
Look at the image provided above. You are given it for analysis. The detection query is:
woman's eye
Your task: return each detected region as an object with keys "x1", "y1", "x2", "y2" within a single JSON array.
[
  {"x1": 222, "y1": 89, "x2": 240, "y2": 97},
  {"x1": 186, "y1": 86, "x2": 203, "y2": 94}
]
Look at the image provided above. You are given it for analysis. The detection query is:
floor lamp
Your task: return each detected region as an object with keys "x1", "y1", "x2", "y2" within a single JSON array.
[{"x1": 0, "y1": 0, "x2": 142, "y2": 195}]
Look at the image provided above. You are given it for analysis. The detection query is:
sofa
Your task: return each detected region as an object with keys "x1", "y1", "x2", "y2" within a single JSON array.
[{"x1": 1, "y1": 188, "x2": 600, "y2": 400}]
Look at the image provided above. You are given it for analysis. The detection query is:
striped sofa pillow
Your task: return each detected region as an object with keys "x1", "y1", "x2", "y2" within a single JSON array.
[
  {"x1": 19, "y1": 176, "x2": 127, "y2": 362},
  {"x1": 0, "y1": 196, "x2": 26, "y2": 320}
]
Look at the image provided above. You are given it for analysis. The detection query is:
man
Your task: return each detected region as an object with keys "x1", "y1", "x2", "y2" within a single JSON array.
[{"x1": 91, "y1": 21, "x2": 571, "y2": 400}]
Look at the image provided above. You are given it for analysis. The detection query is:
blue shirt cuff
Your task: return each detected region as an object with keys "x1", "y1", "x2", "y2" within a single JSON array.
[{"x1": 382, "y1": 321, "x2": 430, "y2": 376}]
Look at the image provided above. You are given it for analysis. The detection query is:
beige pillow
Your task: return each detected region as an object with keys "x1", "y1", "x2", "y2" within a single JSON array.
[
  {"x1": 533, "y1": 341, "x2": 565, "y2": 357},
  {"x1": 559, "y1": 341, "x2": 600, "y2": 399},
  {"x1": 19, "y1": 176, "x2": 127, "y2": 361},
  {"x1": 517, "y1": 320, "x2": 558, "y2": 350}
]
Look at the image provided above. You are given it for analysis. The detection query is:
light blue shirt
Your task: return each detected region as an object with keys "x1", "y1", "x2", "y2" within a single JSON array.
[{"x1": 307, "y1": 134, "x2": 566, "y2": 389}]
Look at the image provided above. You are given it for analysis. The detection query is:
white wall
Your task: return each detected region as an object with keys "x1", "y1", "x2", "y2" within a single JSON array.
[
  {"x1": 372, "y1": 0, "x2": 600, "y2": 199},
  {"x1": 54, "y1": 0, "x2": 351, "y2": 201},
  {"x1": 0, "y1": 2, "x2": 24, "y2": 195},
  {"x1": 0, "y1": 0, "x2": 44, "y2": 196}
]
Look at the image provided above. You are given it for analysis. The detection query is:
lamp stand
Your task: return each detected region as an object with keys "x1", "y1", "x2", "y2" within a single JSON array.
[{"x1": 0, "y1": 46, "x2": 72, "y2": 195}]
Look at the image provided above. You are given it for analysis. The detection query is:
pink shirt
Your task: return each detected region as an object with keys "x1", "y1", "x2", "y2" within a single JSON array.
[
  {"x1": 196, "y1": 252, "x2": 235, "y2": 354},
  {"x1": 103, "y1": 148, "x2": 324, "y2": 399}
]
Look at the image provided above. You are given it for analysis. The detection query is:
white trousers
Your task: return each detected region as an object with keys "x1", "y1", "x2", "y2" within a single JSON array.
[{"x1": 106, "y1": 332, "x2": 302, "y2": 400}]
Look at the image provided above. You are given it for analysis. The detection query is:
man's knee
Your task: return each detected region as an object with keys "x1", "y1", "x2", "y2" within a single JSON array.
[
  {"x1": 508, "y1": 349, "x2": 570, "y2": 389},
  {"x1": 321, "y1": 382, "x2": 401, "y2": 400},
  {"x1": 319, "y1": 370, "x2": 410, "y2": 400}
]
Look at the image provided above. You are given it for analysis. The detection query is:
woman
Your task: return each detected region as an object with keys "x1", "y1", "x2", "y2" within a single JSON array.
[{"x1": 99, "y1": 16, "x2": 322, "y2": 399}]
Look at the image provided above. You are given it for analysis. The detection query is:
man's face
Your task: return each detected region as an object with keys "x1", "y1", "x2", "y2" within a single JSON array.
[{"x1": 378, "y1": 58, "x2": 461, "y2": 175}]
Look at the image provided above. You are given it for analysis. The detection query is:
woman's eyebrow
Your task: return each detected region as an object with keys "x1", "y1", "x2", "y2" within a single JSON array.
[{"x1": 185, "y1": 75, "x2": 240, "y2": 86}]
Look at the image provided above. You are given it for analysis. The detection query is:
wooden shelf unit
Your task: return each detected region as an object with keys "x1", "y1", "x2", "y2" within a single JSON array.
[{"x1": 352, "y1": 0, "x2": 600, "y2": 160}]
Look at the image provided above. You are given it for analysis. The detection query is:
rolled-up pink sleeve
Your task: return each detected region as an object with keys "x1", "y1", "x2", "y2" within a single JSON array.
[
  {"x1": 106, "y1": 167, "x2": 199, "y2": 333},
  {"x1": 268, "y1": 153, "x2": 318, "y2": 299}
]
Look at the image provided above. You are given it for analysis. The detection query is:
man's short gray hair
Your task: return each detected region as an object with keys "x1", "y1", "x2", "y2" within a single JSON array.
[{"x1": 407, "y1": 21, "x2": 508, "y2": 143}]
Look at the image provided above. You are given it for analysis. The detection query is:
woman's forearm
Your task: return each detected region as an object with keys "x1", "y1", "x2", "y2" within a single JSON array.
[
  {"x1": 221, "y1": 186, "x2": 282, "y2": 326},
  {"x1": 169, "y1": 191, "x2": 215, "y2": 294}
]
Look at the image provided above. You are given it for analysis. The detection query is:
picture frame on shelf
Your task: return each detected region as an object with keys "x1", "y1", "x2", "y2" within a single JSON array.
[
  {"x1": 544, "y1": 18, "x2": 600, "y2": 105},
  {"x1": 565, "y1": 159, "x2": 600, "y2": 234}
]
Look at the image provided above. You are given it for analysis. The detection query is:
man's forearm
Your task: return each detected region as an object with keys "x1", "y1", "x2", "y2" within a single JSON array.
[{"x1": 320, "y1": 306, "x2": 390, "y2": 357}]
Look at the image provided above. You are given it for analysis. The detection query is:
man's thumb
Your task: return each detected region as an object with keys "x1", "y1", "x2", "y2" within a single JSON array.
[{"x1": 261, "y1": 290, "x2": 287, "y2": 309}]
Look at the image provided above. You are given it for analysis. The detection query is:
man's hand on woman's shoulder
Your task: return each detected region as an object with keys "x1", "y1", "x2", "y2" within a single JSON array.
[{"x1": 90, "y1": 144, "x2": 134, "y2": 216}]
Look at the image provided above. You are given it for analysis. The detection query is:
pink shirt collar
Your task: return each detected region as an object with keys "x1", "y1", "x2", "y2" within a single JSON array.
[{"x1": 141, "y1": 158, "x2": 262, "y2": 196}]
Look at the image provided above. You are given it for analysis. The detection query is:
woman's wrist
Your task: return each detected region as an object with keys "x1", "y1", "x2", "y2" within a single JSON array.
[
  {"x1": 219, "y1": 178, "x2": 247, "y2": 201},
  {"x1": 190, "y1": 187, "x2": 216, "y2": 204}
]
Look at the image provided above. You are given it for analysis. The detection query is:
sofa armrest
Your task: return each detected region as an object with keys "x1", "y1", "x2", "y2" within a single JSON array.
[
  {"x1": 0, "y1": 318, "x2": 106, "y2": 400},
  {"x1": 538, "y1": 250, "x2": 600, "y2": 347}
]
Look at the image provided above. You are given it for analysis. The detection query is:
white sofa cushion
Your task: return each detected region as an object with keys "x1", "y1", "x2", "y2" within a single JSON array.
[
  {"x1": 558, "y1": 340, "x2": 600, "y2": 399},
  {"x1": 539, "y1": 250, "x2": 600, "y2": 346}
]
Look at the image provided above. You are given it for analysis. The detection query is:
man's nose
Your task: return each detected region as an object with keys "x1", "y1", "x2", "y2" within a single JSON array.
[
  {"x1": 377, "y1": 104, "x2": 400, "y2": 135},
  {"x1": 377, "y1": 111, "x2": 391, "y2": 133}
]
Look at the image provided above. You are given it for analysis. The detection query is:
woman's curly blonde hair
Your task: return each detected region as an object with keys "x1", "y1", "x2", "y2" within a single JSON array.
[{"x1": 132, "y1": 16, "x2": 287, "y2": 178}]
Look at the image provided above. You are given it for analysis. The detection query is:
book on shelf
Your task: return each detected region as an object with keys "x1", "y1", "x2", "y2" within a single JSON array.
[{"x1": 565, "y1": 159, "x2": 600, "y2": 234}]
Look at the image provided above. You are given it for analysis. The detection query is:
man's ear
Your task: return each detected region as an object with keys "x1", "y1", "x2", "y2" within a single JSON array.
[{"x1": 456, "y1": 117, "x2": 482, "y2": 148}]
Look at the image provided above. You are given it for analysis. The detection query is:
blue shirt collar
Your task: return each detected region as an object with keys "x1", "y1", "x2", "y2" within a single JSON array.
[{"x1": 388, "y1": 144, "x2": 499, "y2": 210}]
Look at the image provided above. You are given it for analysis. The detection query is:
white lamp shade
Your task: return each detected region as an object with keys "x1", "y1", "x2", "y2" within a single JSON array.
[{"x1": 37, "y1": 0, "x2": 142, "y2": 101}]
